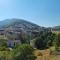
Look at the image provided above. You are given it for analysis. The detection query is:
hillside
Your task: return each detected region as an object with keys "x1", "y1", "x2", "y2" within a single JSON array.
[
  {"x1": 0, "y1": 18, "x2": 43, "y2": 31},
  {"x1": 0, "y1": 18, "x2": 60, "y2": 32}
]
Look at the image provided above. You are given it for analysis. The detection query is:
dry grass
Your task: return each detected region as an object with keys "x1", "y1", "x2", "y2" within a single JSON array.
[{"x1": 34, "y1": 49, "x2": 60, "y2": 60}]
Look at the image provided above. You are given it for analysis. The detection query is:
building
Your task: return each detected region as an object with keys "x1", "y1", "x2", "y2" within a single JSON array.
[{"x1": 7, "y1": 40, "x2": 21, "y2": 48}]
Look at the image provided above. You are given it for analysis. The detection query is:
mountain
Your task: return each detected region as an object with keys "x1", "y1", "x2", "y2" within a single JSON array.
[
  {"x1": 0, "y1": 18, "x2": 43, "y2": 32},
  {"x1": 0, "y1": 18, "x2": 60, "y2": 32}
]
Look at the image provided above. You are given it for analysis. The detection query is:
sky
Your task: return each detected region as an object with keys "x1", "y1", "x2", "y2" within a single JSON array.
[{"x1": 0, "y1": 0, "x2": 60, "y2": 27}]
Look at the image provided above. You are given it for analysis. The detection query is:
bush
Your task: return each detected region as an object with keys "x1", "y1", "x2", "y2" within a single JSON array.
[
  {"x1": 0, "y1": 51, "x2": 13, "y2": 60},
  {"x1": 55, "y1": 33, "x2": 60, "y2": 51},
  {"x1": 13, "y1": 44, "x2": 36, "y2": 60},
  {"x1": 35, "y1": 31, "x2": 55, "y2": 50}
]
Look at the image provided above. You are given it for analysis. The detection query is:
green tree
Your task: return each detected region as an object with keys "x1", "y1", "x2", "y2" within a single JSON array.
[
  {"x1": 35, "y1": 30, "x2": 55, "y2": 50},
  {"x1": 0, "y1": 51, "x2": 13, "y2": 60},
  {"x1": 0, "y1": 37, "x2": 7, "y2": 48},
  {"x1": 55, "y1": 33, "x2": 60, "y2": 51},
  {"x1": 13, "y1": 44, "x2": 36, "y2": 60}
]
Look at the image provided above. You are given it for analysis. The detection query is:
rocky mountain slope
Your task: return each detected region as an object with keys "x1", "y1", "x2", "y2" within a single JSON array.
[{"x1": 0, "y1": 18, "x2": 44, "y2": 33}]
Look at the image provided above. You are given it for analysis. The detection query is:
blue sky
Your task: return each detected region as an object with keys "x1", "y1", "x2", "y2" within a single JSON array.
[{"x1": 0, "y1": 0, "x2": 60, "y2": 27}]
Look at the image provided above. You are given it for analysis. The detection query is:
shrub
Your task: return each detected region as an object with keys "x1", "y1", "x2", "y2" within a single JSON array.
[
  {"x1": 13, "y1": 44, "x2": 36, "y2": 60},
  {"x1": 0, "y1": 51, "x2": 13, "y2": 60},
  {"x1": 35, "y1": 31, "x2": 55, "y2": 50}
]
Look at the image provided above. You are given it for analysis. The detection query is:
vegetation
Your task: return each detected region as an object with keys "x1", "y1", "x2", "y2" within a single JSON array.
[
  {"x1": 0, "y1": 29, "x2": 60, "y2": 60},
  {"x1": 0, "y1": 44, "x2": 36, "y2": 60},
  {"x1": 13, "y1": 44, "x2": 36, "y2": 60},
  {"x1": 55, "y1": 33, "x2": 60, "y2": 51},
  {"x1": 0, "y1": 36, "x2": 8, "y2": 50},
  {"x1": 35, "y1": 31, "x2": 55, "y2": 50}
]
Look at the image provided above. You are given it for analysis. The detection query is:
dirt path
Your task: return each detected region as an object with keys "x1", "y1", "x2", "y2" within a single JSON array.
[
  {"x1": 34, "y1": 49, "x2": 60, "y2": 60},
  {"x1": 36, "y1": 55, "x2": 60, "y2": 60}
]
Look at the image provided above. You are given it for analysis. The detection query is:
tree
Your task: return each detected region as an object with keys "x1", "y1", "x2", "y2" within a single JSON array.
[
  {"x1": 0, "y1": 36, "x2": 7, "y2": 48},
  {"x1": 55, "y1": 33, "x2": 60, "y2": 51},
  {"x1": 13, "y1": 44, "x2": 36, "y2": 60},
  {"x1": 0, "y1": 51, "x2": 13, "y2": 60},
  {"x1": 35, "y1": 30, "x2": 55, "y2": 50}
]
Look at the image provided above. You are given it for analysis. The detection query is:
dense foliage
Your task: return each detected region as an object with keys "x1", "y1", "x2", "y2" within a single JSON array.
[
  {"x1": 13, "y1": 44, "x2": 36, "y2": 60},
  {"x1": 55, "y1": 33, "x2": 60, "y2": 51},
  {"x1": 0, "y1": 44, "x2": 36, "y2": 60},
  {"x1": 35, "y1": 31, "x2": 55, "y2": 50},
  {"x1": 0, "y1": 29, "x2": 60, "y2": 60}
]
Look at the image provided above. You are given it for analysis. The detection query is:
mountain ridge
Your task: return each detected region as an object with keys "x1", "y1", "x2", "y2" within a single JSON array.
[
  {"x1": 0, "y1": 18, "x2": 44, "y2": 32},
  {"x1": 0, "y1": 18, "x2": 60, "y2": 31}
]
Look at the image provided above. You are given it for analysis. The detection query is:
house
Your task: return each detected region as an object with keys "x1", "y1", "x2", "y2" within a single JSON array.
[{"x1": 7, "y1": 40, "x2": 21, "y2": 48}]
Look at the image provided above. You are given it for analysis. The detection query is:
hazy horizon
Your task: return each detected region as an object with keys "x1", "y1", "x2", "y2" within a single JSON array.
[{"x1": 0, "y1": 0, "x2": 60, "y2": 27}]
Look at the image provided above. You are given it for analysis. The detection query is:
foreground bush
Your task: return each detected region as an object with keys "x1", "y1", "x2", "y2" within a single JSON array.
[
  {"x1": 55, "y1": 33, "x2": 60, "y2": 51},
  {"x1": 35, "y1": 31, "x2": 55, "y2": 50},
  {"x1": 13, "y1": 44, "x2": 36, "y2": 60},
  {"x1": 0, "y1": 51, "x2": 13, "y2": 60}
]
